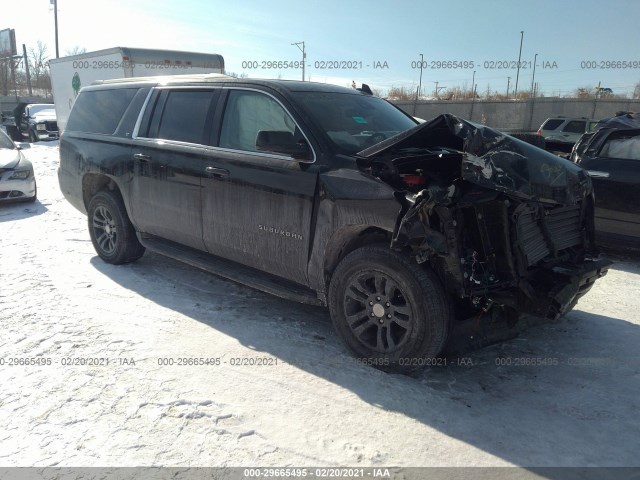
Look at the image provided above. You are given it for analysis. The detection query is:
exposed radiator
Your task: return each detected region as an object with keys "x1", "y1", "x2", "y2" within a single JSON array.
[
  {"x1": 516, "y1": 204, "x2": 582, "y2": 266},
  {"x1": 516, "y1": 209, "x2": 549, "y2": 265},
  {"x1": 545, "y1": 205, "x2": 582, "y2": 251}
]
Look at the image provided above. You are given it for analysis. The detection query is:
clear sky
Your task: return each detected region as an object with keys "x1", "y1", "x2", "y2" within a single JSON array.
[{"x1": 4, "y1": 0, "x2": 640, "y2": 96}]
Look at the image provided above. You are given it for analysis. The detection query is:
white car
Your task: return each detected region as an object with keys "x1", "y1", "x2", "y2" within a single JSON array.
[
  {"x1": 0, "y1": 128, "x2": 36, "y2": 203},
  {"x1": 537, "y1": 117, "x2": 598, "y2": 147}
]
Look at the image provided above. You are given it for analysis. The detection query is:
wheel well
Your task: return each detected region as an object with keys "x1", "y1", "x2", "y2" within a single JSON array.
[
  {"x1": 324, "y1": 226, "x2": 391, "y2": 287},
  {"x1": 82, "y1": 174, "x2": 120, "y2": 210}
]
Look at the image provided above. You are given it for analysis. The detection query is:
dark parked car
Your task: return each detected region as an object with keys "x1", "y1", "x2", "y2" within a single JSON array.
[
  {"x1": 571, "y1": 126, "x2": 640, "y2": 247},
  {"x1": 58, "y1": 75, "x2": 610, "y2": 372}
]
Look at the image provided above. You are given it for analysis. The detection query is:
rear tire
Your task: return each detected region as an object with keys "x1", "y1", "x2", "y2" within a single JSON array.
[
  {"x1": 328, "y1": 245, "x2": 450, "y2": 373},
  {"x1": 87, "y1": 190, "x2": 145, "y2": 264}
]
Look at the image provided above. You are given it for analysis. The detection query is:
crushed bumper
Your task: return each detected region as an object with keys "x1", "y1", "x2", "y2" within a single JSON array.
[{"x1": 549, "y1": 257, "x2": 612, "y2": 316}]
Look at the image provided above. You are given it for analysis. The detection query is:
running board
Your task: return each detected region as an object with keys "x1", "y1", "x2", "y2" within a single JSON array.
[{"x1": 138, "y1": 235, "x2": 324, "y2": 306}]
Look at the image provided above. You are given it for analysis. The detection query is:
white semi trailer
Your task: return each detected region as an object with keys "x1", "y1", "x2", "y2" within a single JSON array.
[{"x1": 49, "y1": 47, "x2": 225, "y2": 132}]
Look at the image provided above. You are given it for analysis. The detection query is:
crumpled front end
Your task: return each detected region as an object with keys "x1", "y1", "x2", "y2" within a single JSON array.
[{"x1": 357, "y1": 114, "x2": 610, "y2": 320}]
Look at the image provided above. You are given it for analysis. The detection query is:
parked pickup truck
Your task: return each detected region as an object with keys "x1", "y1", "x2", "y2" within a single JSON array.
[
  {"x1": 58, "y1": 75, "x2": 610, "y2": 372},
  {"x1": 19, "y1": 103, "x2": 59, "y2": 142}
]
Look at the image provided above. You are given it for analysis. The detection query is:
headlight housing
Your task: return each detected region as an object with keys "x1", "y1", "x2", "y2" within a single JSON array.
[
  {"x1": 36, "y1": 124, "x2": 47, "y2": 131},
  {"x1": 9, "y1": 169, "x2": 31, "y2": 180}
]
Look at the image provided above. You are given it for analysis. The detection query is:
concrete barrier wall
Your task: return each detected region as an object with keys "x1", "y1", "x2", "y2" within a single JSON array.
[{"x1": 391, "y1": 98, "x2": 640, "y2": 132}]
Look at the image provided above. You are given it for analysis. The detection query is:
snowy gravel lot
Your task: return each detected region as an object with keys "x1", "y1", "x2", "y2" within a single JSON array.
[{"x1": 1, "y1": 141, "x2": 639, "y2": 468}]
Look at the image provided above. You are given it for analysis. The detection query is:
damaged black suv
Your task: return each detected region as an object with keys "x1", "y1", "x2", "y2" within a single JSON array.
[{"x1": 58, "y1": 75, "x2": 610, "y2": 372}]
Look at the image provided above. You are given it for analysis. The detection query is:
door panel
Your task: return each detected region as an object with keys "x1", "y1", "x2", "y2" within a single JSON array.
[
  {"x1": 202, "y1": 88, "x2": 317, "y2": 285},
  {"x1": 584, "y1": 156, "x2": 640, "y2": 239},
  {"x1": 201, "y1": 150, "x2": 317, "y2": 286},
  {"x1": 129, "y1": 88, "x2": 218, "y2": 250},
  {"x1": 130, "y1": 140, "x2": 207, "y2": 250}
]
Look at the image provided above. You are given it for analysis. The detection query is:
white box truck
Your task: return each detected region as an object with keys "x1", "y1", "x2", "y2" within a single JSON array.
[{"x1": 49, "y1": 47, "x2": 225, "y2": 132}]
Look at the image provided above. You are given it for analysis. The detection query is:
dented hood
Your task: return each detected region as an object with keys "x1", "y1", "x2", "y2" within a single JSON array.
[{"x1": 357, "y1": 114, "x2": 591, "y2": 204}]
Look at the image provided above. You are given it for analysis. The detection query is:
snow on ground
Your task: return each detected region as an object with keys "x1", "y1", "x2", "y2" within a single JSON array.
[{"x1": 0, "y1": 141, "x2": 639, "y2": 468}]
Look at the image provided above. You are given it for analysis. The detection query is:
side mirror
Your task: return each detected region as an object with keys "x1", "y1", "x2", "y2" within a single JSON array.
[
  {"x1": 15, "y1": 142, "x2": 30, "y2": 150},
  {"x1": 256, "y1": 130, "x2": 310, "y2": 160}
]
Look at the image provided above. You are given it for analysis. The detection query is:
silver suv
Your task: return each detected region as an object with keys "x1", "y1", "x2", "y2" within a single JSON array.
[{"x1": 537, "y1": 117, "x2": 598, "y2": 146}]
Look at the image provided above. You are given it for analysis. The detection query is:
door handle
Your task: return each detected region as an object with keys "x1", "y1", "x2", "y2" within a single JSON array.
[
  {"x1": 205, "y1": 166, "x2": 230, "y2": 178},
  {"x1": 587, "y1": 170, "x2": 610, "y2": 178},
  {"x1": 133, "y1": 153, "x2": 151, "y2": 162}
]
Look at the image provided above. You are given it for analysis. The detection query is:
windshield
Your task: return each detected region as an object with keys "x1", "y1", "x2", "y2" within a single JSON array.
[
  {"x1": 28, "y1": 104, "x2": 55, "y2": 117},
  {"x1": 292, "y1": 92, "x2": 417, "y2": 155},
  {"x1": 0, "y1": 129, "x2": 16, "y2": 149}
]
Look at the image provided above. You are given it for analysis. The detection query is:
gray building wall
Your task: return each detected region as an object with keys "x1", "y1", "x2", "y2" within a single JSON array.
[{"x1": 391, "y1": 98, "x2": 640, "y2": 132}]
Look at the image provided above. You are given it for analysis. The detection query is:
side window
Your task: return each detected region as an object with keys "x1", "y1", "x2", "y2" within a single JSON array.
[
  {"x1": 67, "y1": 88, "x2": 138, "y2": 134},
  {"x1": 219, "y1": 90, "x2": 296, "y2": 153},
  {"x1": 599, "y1": 136, "x2": 640, "y2": 160},
  {"x1": 562, "y1": 121, "x2": 586, "y2": 134},
  {"x1": 156, "y1": 90, "x2": 216, "y2": 144},
  {"x1": 542, "y1": 119, "x2": 563, "y2": 131}
]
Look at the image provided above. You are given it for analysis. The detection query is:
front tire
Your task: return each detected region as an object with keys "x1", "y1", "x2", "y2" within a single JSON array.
[
  {"x1": 87, "y1": 190, "x2": 145, "y2": 264},
  {"x1": 328, "y1": 245, "x2": 450, "y2": 373}
]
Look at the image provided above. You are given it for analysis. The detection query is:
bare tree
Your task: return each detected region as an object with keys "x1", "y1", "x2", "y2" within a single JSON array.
[
  {"x1": 65, "y1": 46, "x2": 87, "y2": 56},
  {"x1": 225, "y1": 71, "x2": 248, "y2": 79},
  {"x1": 386, "y1": 86, "x2": 417, "y2": 100},
  {"x1": 633, "y1": 81, "x2": 640, "y2": 99},
  {"x1": 28, "y1": 41, "x2": 49, "y2": 88},
  {"x1": 575, "y1": 87, "x2": 591, "y2": 98}
]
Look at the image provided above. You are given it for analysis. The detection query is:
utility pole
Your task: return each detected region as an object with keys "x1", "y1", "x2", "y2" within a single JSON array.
[
  {"x1": 514, "y1": 30, "x2": 524, "y2": 99},
  {"x1": 23, "y1": 44, "x2": 32, "y2": 95},
  {"x1": 530, "y1": 53, "x2": 538, "y2": 97},
  {"x1": 591, "y1": 81, "x2": 601, "y2": 118},
  {"x1": 413, "y1": 53, "x2": 424, "y2": 115},
  {"x1": 506, "y1": 77, "x2": 510, "y2": 97},
  {"x1": 417, "y1": 53, "x2": 424, "y2": 99},
  {"x1": 52, "y1": 0, "x2": 59, "y2": 58},
  {"x1": 292, "y1": 41, "x2": 305, "y2": 81},
  {"x1": 470, "y1": 75, "x2": 477, "y2": 121},
  {"x1": 471, "y1": 70, "x2": 476, "y2": 99}
]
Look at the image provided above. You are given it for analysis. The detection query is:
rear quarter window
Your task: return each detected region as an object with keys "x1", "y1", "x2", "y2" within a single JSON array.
[
  {"x1": 66, "y1": 88, "x2": 138, "y2": 134},
  {"x1": 542, "y1": 119, "x2": 564, "y2": 130},
  {"x1": 562, "y1": 120, "x2": 586, "y2": 133}
]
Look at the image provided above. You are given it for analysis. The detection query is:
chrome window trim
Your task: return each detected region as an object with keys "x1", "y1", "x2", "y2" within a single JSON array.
[{"x1": 131, "y1": 137, "x2": 307, "y2": 163}]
